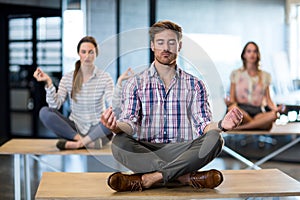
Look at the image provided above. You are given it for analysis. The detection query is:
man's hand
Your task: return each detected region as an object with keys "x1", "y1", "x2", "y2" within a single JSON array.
[
  {"x1": 221, "y1": 107, "x2": 243, "y2": 131},
  {"x1": 100, "y1": 107, "x2": 118, "y2": 131}
]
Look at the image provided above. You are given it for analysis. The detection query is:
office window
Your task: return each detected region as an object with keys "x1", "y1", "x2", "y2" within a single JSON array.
[
  {"x1": 8, "y1": 15, "x2": 62, "y2": 136},
  {"x1": 62, "y1": 10, "x2": 84, "y2": 74},
  {"x1": 9, "y1": 18, "x2": 32, "y2": 40},
  {"x1": 9, "y1": 16, "x2": 62, "y2": 74},
  {"x1": 9, "y1": 18, "x2": 33, "y2": 67},
  {"x1": 37, "y1": 17, "x2": 62, "y2": 73},
  {"x1": 37, "y1": 17, "x2": 61, "y2": 40},
  {"x1": 37, "y1": 42, "x2": 61, "y2": 64},
  {"x1": 9, "y1": 42, "x2": 33, "y2": 66},
  {"x1": 119, "y1": 0, "x2": 150, "y2": 75}
]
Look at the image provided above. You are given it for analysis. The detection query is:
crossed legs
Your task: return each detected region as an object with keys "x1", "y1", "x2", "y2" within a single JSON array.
[
  {"x1": 39, "y1": 106, "x2": 112, "y2": 149},
  {"x1": 111, "y1": 130, "x2": 223, "y2": 188},
  {"x1": 235, "y1": 109, "x2": 277, "y2": 130},
  {"x1": 227, "y1": 104, "x2": 278, "y2": 130}
]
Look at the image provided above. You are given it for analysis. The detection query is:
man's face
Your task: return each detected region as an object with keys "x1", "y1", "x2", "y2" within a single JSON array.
[{"x1": 151, "y1": 29, "x2": 182, "y2": 66}]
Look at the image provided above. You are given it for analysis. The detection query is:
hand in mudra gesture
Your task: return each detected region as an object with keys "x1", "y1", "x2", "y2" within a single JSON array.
[
  {"x1": 222, "y1": 107, "x2": 243, "y2": 131},
  {"x1": 33, "y1": 67, "x2": 52, "y2": 87}
]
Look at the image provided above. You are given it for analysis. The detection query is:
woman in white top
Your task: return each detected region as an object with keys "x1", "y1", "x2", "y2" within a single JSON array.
[
  {"x1": 33, "y1": 36, "x2": 114, "y2": 150},
  {"x1": 226, "y1": 41, "x2": 283, "y2": 130}
]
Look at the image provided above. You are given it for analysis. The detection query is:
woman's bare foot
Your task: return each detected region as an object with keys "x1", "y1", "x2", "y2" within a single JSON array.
[
  {"x1": 73, "y1": 134, "x2": 81, "y2": 141},
  {"x1": 85, "y1": 138, "x2": 103, "y2": 149},
  {"x1": 64, "y1": 140, "x2": 84, "y2": 149}
]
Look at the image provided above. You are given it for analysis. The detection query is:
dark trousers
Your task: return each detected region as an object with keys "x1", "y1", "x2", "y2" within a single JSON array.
[
  {"x1": 39, "y1": 106, "x2": 111, "y2": 142},
  {"x1": 111, "y1": 130, "x2": 224, "y2": 183}
]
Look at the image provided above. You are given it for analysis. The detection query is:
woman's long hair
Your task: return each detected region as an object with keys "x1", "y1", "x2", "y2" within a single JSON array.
[{"x1": 71, "y1": 36, "x2": 99, "y2": 101}]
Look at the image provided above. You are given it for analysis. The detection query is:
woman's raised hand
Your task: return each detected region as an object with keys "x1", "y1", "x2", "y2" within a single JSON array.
[{"x1": 33, "y1": 67, "x2": 52, "y2": 87}]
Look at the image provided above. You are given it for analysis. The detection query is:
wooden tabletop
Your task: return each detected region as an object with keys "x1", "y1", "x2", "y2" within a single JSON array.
[
  {"x1": 0, "y1": 139, "x2": 112, "y2": 155},
  {"x1": 226, "y1": 122, "x2": 300, "y2": 135},
  {"x1": 35, "y1": 169, "x2": 300, "y2": 199}
]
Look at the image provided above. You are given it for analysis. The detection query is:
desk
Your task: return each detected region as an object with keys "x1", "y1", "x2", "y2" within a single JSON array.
[
  {"x1": 0, "y1": 139, "x2": 114, "y2": 200},
  {"x1": 35, "y1": 169, "x2": 300, "y2": 199},
  {"x1": 223, "y1": 122, "x2": 300, "y2": 169}
]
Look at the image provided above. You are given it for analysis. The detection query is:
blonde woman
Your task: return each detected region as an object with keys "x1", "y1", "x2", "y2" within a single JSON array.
[{"x1": 226, "y1": 41, "x2": 282, "y2": 130}]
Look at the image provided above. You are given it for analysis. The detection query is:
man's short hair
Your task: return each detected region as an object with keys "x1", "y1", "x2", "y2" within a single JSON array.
[{"x1": 149, "y1": 20, "x2": 182, "y2": 42}]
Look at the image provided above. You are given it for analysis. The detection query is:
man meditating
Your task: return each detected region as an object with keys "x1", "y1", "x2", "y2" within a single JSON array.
[{"x1": 101, "y1": 20, "x2": 243, "y2": 192}]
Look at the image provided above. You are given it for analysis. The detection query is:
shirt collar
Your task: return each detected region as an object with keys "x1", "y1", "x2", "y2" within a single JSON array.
[{"x1": 149, "y1": 62, "x2": 181, "y2": 78}]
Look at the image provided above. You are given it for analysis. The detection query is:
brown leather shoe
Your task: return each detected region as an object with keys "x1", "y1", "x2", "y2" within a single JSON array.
[
  {"x1": 189, "y1": 169, "x2": 223, "y2": 189},
  {"x1": 107, "y1": 172, "x2": 143, "y2": 192}
]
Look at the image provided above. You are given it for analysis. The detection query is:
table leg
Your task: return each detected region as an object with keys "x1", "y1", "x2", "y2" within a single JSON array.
[
  {"x1": 14, "y1": 154, "x2": 21, "y2": 200},
  {"x1": 253, "y1": 136, "x2": 300, "y2": 167},
  {"x1": 222, "y1": 146, "x2": 261, "y2": 170},
  {"x1": 24, "y1": 155, "x2": 31, "y2": 200},
  {"x1": 30, "y1": 155, "x2": 61, "y2": 172}
]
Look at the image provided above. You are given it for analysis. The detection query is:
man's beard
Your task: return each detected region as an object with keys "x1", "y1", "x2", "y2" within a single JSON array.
[{"x1": 155, "y1": 52, "x2": 177, "y2": 66}]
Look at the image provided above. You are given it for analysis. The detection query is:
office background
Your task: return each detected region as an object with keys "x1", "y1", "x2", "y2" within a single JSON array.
[{"x1": 0, "y1": 0, "x2": 299, "y2": 140}]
